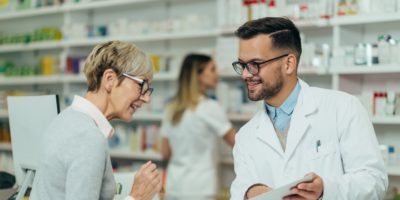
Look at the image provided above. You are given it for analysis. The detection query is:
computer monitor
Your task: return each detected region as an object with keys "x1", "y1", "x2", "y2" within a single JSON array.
[{"x1": 7, "y1": 95, "x2": 60, "y2": 199}]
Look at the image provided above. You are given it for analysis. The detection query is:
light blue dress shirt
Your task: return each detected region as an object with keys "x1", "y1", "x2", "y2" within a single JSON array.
[{"x1": 265, "y1": 82, "x2": 301, "y2": 132}]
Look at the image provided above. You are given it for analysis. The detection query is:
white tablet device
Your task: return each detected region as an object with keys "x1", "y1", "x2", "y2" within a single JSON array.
[{"x1": 249, "y1": 175, "x2": 314, "y2": 200}]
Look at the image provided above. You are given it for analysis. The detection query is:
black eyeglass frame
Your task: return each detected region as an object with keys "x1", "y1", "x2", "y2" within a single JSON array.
[
  {"x1": 232, "y1": 54, "x2": 289, "y2": 75},
  {"x1": 121, "y1": 73, "x2": 154, "y2": 97}
]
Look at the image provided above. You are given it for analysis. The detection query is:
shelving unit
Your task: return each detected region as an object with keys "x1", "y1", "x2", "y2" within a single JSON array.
[
  {"x1": 1, "y1": 0, "x2": 400, "y2": 195},
  {"x1": 0, "y1": 72, "x2": 176, "y2": 86},
  {"x1": 387, "y1": 167, "x2": 400, "y2": 177},
  {"x1": 330, "y1": 65, "x2": 400, "y2": 75},
  {"x1": 330, "y1": 13, "x2": 400, "y2": 26},
  {"x1": 0, "y1": 0, "x2": 178, "y2": 21}
]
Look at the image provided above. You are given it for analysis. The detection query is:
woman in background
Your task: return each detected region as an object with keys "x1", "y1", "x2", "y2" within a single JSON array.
[
  {"x1": 160, "y1": 54, "x2": 235, "y2": 200},
  {"x1": 31, "y1": 41, "x2": 161, "y2": 200}
]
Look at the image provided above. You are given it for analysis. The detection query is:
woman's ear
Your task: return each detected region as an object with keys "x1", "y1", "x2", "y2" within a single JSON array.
[{"x1": 101, "y1": 69, "x2": 117, "y2": 93}]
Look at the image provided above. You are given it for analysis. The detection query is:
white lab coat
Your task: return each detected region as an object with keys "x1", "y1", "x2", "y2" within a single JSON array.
[
  {"x1": 230, "y1": 80, "x2": 388, "y2": 200},
  {"x1": 161, "y1": 97, "x2": 232, "y2": 199}
]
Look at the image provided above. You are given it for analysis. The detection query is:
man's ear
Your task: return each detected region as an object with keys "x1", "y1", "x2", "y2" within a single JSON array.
[
  {"x1": 101, "y1": 68, "x2": 117, "y2": 93},
  {"x1": 284, "y1": 54, "x2": 297, "y2": 75}
]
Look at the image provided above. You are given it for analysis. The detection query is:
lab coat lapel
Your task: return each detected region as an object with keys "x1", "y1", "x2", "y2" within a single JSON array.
[
  {"x1": 255, "y1": 112, "x2": 285, "y2": 157},
  {"x1": 285, "y1": 80, "x2": 317, "y2": 161}
]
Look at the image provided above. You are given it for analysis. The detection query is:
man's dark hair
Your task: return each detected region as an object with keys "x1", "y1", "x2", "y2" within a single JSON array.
[{"x1": 235, "y1": 17, "x2": 302, "y2": 60}]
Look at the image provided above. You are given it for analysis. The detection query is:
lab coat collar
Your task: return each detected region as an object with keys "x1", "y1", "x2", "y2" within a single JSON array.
[
  {"x1": 254, "y1": 79, "x2": 317, "y2": 158},
  {"x1": 285, "y1": 79, "x2": 317, "y2": 161}
]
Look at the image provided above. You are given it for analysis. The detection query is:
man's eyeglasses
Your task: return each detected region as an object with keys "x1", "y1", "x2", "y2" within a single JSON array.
[
  {"x1": 121, "y1": 73, "x2": 154, "y2": 97},
  {"x1": 232, "y1": 54, "x2": 289, "y2": 75}
]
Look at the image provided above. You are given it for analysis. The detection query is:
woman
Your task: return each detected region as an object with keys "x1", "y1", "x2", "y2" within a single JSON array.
[
  {"x1": 31, "y1": 41, "x2": 161, "y2": 200},
  {"x1": 160, "y1": 54, "x2": 235, "y2": 200}
]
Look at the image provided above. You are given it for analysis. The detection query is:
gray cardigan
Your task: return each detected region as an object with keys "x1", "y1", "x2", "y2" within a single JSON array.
[{"x1": 30, "y1": 107, "x2": 116, "y2": 200}]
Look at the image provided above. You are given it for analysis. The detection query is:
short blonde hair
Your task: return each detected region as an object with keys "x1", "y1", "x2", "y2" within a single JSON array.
[{"x1": 83, "y1": 41, "x2": 154, "y2": 92}]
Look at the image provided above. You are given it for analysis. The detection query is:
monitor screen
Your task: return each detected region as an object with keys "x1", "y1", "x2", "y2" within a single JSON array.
[{"x1": 7, "y1": 95, "x2": 60, "y2": 186}]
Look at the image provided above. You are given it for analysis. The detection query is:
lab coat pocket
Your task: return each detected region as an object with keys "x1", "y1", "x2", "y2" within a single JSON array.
[
  {"x1": 308, "y1": 142, "x2": 341, "y2": 176},
  {"x1": 310, "y1": 143, "x2": 336, "y2": 160}
]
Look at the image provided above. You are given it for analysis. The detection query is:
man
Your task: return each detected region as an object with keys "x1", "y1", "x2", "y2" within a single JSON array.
[{"x1": 230, "y1": 17, "x2": 388, "y2": 200}]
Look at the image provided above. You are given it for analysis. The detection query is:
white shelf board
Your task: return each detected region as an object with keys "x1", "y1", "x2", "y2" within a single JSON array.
[
  {"x1": 298, "y1": 67, "x2": 328, "y2": 75},
  {"x1": 0, "y1": 143, "x2": 12, "y2": 151},
  {"x1": 0, "y1": 75, "x2": 64, "y2": 85},
  {"x1": 0, "y1": 73, "x2": 176, "y2": 86},
  {"x1": 133, "y1": 113, "x2": 163, "y2": 121},
  {"x1": 0, "y1": 6, "x2": 62, "y2": 20},
  {"x1": 0, "y1": 0, "x2": 158, "y2": 20},
  {"x1": 110, "y1": 150, "x2": 162, "y2": 161},
  {"x1": 330, "y1": 65, "x2": 400, "y2": 74},
  {"x1": 62, "y1": 0, "x2": 156, "y2": 12},
  {"x1": 0, "y1": 31, "x2": 218, "y2": 53},
  {"x1": 331, "y1": 13, "x2": 400, "y2": 26},
  {"x1": 372, "y1": 116, "x2": 400, "y2": 125},
  {"x1": 0, "y1": 41, "x2": 63, "y2": 53},
  {"x1": 153, "y1": 73, "x2": 177, "y2": 81},
  {"x1": 218, "y1": 25, "x2": 238, "y2": 35},
  {"x1": 219, "y1": 19, "x2": 329, "y2": 35},
  {"x1": 66, "y1": 30, "x2": 219, "y2": 47},
  {"x1": 387, "y1": 167, "x2": 400, "y2": 176},
  {"x1": 63, "y1": 74, "x2": 86, "y2": 83},
  {"x1": 293, "y1": 18, "x2": 329, "y2": 28}
]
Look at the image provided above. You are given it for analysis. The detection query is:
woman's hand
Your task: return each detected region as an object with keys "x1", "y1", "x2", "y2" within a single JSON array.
[{"x1": 130, "y1": 161, "x2": 162, "y2": 200}]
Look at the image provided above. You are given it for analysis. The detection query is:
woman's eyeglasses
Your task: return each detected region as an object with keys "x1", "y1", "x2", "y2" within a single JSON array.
[{"x1": 121, "y1": 73, "x2": 154, "y2": 97}]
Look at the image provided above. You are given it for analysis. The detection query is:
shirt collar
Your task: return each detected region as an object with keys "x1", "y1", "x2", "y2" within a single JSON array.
[
  {"x1": 71, "y1": 95, "x2": 115, "y2": 138},
  {"x1": 265, "y1": 81, "x2": 301, "y2": 117}
]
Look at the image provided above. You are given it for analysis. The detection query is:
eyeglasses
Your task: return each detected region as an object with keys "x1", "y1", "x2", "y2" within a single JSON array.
[
  {"x1": 121, "y1": 73, "x2": 154, "y2": 97},
  {"x1": 232, "y1": 54, "x2": 289, "y2": 75}
]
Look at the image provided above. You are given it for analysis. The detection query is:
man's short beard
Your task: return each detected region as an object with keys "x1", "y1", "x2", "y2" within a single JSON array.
[{"x1": 247, "y1": 72, "x2": 283, "y2": 101}]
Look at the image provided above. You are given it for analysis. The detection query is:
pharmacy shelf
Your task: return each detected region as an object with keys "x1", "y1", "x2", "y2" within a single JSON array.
[
  {"x1": 331, "y1": 13, "x2": 400, "y2": 26},
  {"x1": 110, "y1": 150, "x2": 162, "y2": 161},
  {"x1": 387, "y1": 167, "x2": 400, "y2": 176},
  {"x1": 0, "y1": 0, "x2": 160, "y2": 21},
  {"x1": 0, "y1": 142, "x2": 12, "y2": 151},
  {"x1": 63, "y1": 74, "x2": 86, "y2": 83},
  {"x1": 293, "y1": 18, "x2": 329, "y2": 28},
  {"x1": 372, "y1": 116, "x2": 400, "y2": 125},
  {"x1": 330, "y1": 65, "x2": 400, "y2": 74},
  {"x1": 219, "y1": 18, "x2": 329, "y2": 35},
  {"x1": 0, "y1": 6, "x2": 62, "y2": 20},
  {"x1": 66, "y1": 31, "x2": 219, "y2": 47},
  {"x1": 0, "y1": 31, "x2": 219, "y2": 53},
  {"x1": 62, "y1": 0, "x2": 158, "y2": 12},
  {"x1": 0, "y1": 72, "x2": 177, "y2": 86},
  {"x1": 0, "y1": 41, "x2": 63, "y2": 53},
  {"x1": 0, "y1": 75, "x2": 64, "y2": 85},
  {"x1": 298, "y1": 67, "x2": 329, "y2": 75},
  {"x1": 153, "y1": 73, "x2": 177, "y2": 81}
]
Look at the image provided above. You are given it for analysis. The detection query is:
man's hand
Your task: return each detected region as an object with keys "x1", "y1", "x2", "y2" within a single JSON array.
[
  {"x1": 245, "y1": 184, "x2": 272, "y2": 199},
  {"x1": 130, "y1": 161, "x2": 162, "y2": 200},
  {"x1": 283, "y1": 173, "x2": 323, "y2": 200}
]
